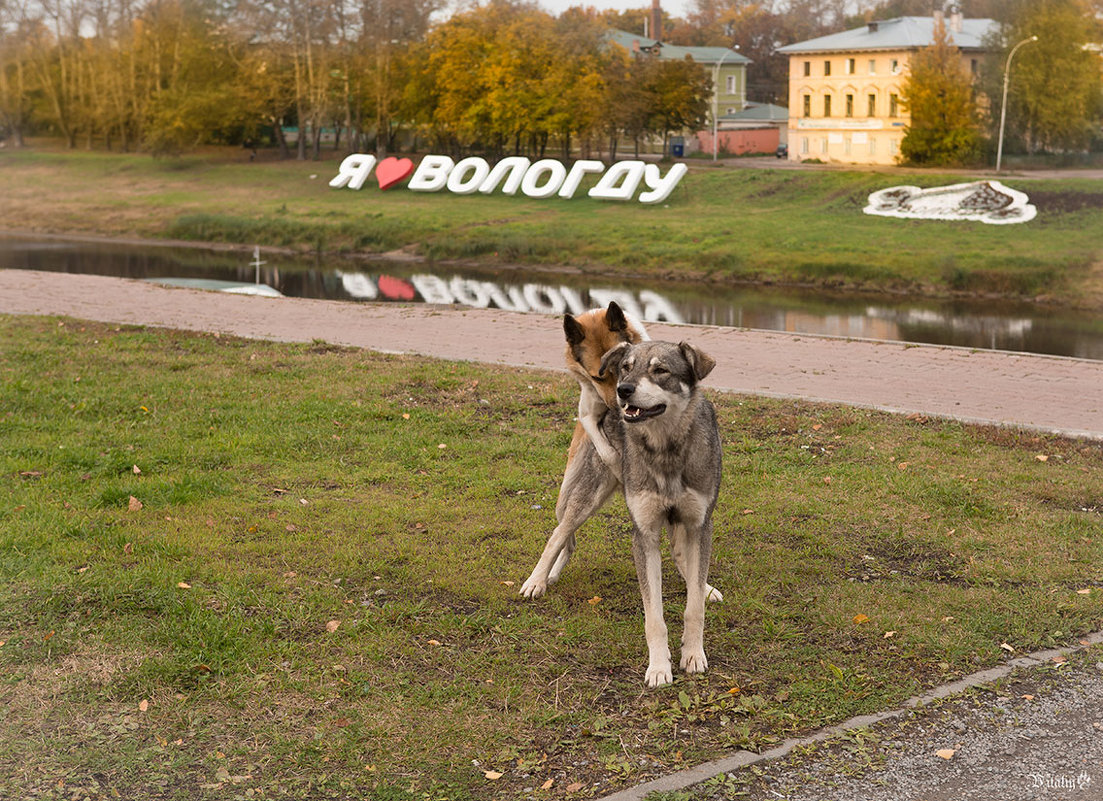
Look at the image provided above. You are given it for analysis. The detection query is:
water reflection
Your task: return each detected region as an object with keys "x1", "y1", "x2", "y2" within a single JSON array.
[{"x1": 1, "y1": 236, "x2": 1100, "y2": 361}]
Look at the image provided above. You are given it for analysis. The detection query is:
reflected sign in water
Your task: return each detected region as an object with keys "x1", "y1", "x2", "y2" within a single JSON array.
[
  {"x1": 336, "y1": 270, "x2": 684, "y2": 324},
  {"x1": 1, "y1": 236, "x2": 1100, "y2": 361}
]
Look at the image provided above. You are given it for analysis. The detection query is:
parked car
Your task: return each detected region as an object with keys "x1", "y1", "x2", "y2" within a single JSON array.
[{"x1": 775, "y1": 143, "x2": 789, "y2": 159}]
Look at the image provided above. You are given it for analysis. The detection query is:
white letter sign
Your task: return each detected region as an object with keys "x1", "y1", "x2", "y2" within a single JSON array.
[{"x1": 331, "y1": 154, "x2": 688, "y2": 204}]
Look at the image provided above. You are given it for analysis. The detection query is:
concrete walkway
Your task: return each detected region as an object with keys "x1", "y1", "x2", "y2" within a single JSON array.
[{"x1": 2, "y1": 269, "x2": 1101, "y2": 440}]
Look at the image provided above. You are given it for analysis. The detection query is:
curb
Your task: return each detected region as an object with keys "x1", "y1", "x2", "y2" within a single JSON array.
[{"x1": 597, "y1": 629, "x2": 1103, "y2": 801}]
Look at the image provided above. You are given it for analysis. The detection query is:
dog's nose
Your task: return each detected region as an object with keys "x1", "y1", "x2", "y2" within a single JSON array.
[{"x1": 617, "y1": 383, "x2": 635, "y2": 400}]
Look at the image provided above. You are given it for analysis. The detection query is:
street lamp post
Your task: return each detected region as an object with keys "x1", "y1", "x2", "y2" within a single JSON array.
[
  {"x1": 712, "y1": 46, "x2": 738, "y2": 161},
  {"x1": 996, "y1": 35, "x2": 1038, "y2": 173}
]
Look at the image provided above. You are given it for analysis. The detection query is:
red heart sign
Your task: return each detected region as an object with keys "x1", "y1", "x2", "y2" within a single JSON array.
[
  {"x1": 376, "y1": 157, "x2": 414, "y2": 190},
  {"x1": 377, "y1": 275, "x2": 415, "y2": 301}
]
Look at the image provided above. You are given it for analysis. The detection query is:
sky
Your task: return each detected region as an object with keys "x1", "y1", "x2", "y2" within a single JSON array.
[{"x1": 533, "y1": 0, "x2": 695, "y2": 22}]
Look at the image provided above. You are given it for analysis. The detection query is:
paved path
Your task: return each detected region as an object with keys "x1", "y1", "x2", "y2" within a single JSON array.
[{"x1": 2, "y1": 269, "x2": 1100, "y2": 441}]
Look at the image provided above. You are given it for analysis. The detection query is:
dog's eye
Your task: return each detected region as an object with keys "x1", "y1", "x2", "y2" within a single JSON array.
[{"x1": 652, "y1": 366, "x2": 669, "y2": 376}]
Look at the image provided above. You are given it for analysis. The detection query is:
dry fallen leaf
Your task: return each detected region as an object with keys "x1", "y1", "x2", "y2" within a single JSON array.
[
  {"x1": 936, "y1": 748, "x2": 957, "y2": 760},
  {"x1": 1036, "y1": 454, "x2": 1049, "y2": 462},
  {"x1": 587, "y1": 596, "x2": 602, "y2": 606},
  {"x1": 128, "y1": 496, "x2": 143, "y2": 512},
  {"x1": 326, "y1": 620, "x2": 341, "y2": 633},
  {"x1": 483, "y1": 771, "x2": 503, "y2": 781},
  {"x1": 402, "y1": 413, "x2": 410, "y2": 420},
  {"x1": 177, "y1": 582, "x2": 191, "y2": 589},
  {"x1": 1000, "y1": 643, "x2": 1015, "y2": 653},
  {"x1": 541, "y1": 778, "x2": 554, "y2": 790},
  {"x1": 132, "y1": 465, "x2": 141, "y2": 475},
  {"x1": 1077, "y1": 588, "x2": 1093, "y2": 595},
  {"x1": 427, "y1": 639, "x2": 442, "y2": 646},
  {"x1": 139, "y1": 699, "x2": 149, "y2": 713},
  {"x1": 567, "y1": 782, "x2": 584, "y2": 792},
  {"x1": 500, "y1": 580, "x2": 515, "y2": 587},
  {"x1": 884, "y1": 630, "x2": 897, "y2": 639},
  {"x1": 1022, "y1": 694, "x2": 1035, "y2": 701},
  {"x1": 853, "y1": 613, "x2": 870, "y2": 625}
]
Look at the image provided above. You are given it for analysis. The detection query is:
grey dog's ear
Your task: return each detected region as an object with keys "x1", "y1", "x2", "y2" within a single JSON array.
[
  {"x1": 599, "y1": 341, "x2": 631, "y2": 378},
  {"x1": 679, "y1": 342, "x2": 716, "y2": 381}
]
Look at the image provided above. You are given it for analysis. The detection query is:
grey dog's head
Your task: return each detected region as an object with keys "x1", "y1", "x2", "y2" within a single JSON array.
[{"x1": 599, "y1": 341, "x2": 715, "y2": 423}]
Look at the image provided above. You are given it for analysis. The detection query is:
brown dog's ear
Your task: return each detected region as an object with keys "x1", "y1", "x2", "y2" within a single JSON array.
[
  {"x1": 679, "y1": 342, "x2": 716, "y2": 382},
  {"x1": 563, "y1": 313, "x2": 586, "y2": 347},
  {"x1": 605, "y1": 301, "x2": 628, "y2": 334},
  {"x1": 599, "y1": 342, "x2": 631, "y2": 379}
]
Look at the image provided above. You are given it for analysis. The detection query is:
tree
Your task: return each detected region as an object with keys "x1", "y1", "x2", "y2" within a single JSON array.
[
  {"x1": 643, "y1": 55, "x2": 710, "y2": 156},
  {"x1": 899, "y1": 16, "x2": 983, "y2": 165},
  {"x1": 991, "y1": 0, "x2": 1102, "y2": 155}
]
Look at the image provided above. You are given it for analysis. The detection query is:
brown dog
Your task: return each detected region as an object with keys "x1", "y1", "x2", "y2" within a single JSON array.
[{"x1": 562, "y1": 302, "x2": 648, "y2": 468}]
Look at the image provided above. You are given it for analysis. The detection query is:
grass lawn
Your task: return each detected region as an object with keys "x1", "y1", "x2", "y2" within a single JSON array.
[
  {"x1": 2, "y1": 314, "x2": 1102, "y2": 800},
  {"x1": 2, "y1": 145, "x2": 1102, "y2": 309}
]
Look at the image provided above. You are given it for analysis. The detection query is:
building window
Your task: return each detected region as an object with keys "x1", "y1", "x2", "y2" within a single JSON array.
[
  {"x1": 802, "y1": 94, "x2": 811, "y2": 117},
  {"x1": 820, "y1": 137, "x2": 828, "y2": 154},
  {"x1": 868, "y1": 93, "x2": 876, "y2": 117},
  {"x1": 889, "y1": 93, "x2": 899, "y2": 117},
  {"x1": 824, "y1": 60, "x2": 831, "y2": 76},
  {"x1": 890, "y1": 58, "x2": 900, "y2": 74},
  {"x1": 868, "y1": 59, "x2": 876, "y2": 74},
  {"x1": 824, "y1": 94, "x2": 832, "y2": 117},
  {"x1": 847, "y1": 58, "x2": 855, "y2": 74},
  {"x1": 970, "y1": 58, "x2": 978, "y2": 75},
  {"x1": 844, "y1": 136, "x2": 852, "y2": 156},
  {"x1": 845, "y1": 94, "x2": 854, "y2": 117},
  {"x1": 803, "y1": 61, "x2": 811, "y2": 77},
  {"x1": 869, "y1": 138, "x2": 876, "y2": 156},
  {"x1": 801, "y1": 136, "x2": 809, "y2": 154},
  {"x1": 726, "y1": 75, "x2": 737, "y2": 94}
]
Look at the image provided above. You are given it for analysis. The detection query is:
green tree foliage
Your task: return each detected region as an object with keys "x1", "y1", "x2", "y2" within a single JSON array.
[
  {"x1": 994, "y1": 0, "x2": 1102, "y2": 154},
  {"x1": 899, "y1": 16, "x2": 983, "y2": 166}
]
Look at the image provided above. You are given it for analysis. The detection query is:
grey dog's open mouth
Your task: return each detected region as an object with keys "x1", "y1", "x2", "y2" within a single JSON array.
[{"x1": 622, "y1": 403, "x2": 666, "y2": 422}]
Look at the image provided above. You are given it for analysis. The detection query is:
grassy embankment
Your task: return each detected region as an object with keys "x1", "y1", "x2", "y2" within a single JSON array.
[
  {"x1": 2, "y1": 316, "x2": 1102, "y2": 799},
  {"x1": 1, "y1": 146, "x2": 1102, "y2": 308}
]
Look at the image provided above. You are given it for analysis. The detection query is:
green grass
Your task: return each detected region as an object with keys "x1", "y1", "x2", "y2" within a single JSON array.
[
  {"x1": 3, "y1": 146, "x2": 1102, "y2": 307},
  {"x1": 2, "y1": 314, "x2": 1102, "y2": 800}
]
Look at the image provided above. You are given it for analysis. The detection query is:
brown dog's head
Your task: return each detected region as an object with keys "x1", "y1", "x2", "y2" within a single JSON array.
[{"x1": 563, "y1": 302, "x2": 646, "y2": 407}]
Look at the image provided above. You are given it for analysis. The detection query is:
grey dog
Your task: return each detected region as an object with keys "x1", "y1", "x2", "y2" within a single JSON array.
[{"x1": 522, "y1": 340, "x2": 721, "y2": 687}]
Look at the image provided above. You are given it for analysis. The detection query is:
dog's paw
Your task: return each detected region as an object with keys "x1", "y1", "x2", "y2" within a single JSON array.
[
  {"x1": 681, "y1": 649, "x2": 708, "y2": 675},
  {"x1": 519, "y1": 575, "x2": 547, "y2": 600},
  {"x1": 645, "y1": 662, "x2": 674, "y2": 688},
  {"x1": 705, "y1": 584, "x2": 723, "y2": 603}
]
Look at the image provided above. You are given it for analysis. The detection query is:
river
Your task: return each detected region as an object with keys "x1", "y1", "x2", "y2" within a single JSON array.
[{"x1": 1, "y1": 236, "x2": 1100, "y2": 361}]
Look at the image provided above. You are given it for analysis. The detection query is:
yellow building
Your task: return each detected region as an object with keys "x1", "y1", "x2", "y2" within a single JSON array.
[{"x1": 778, "y1": 13, "x2": 996, "y2": 165}]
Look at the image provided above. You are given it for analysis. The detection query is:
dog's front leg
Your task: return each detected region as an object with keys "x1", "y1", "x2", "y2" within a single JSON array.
[
  {"x1": 521, "y1": 447, "x2": 617, "y2": 599},
  {"x1": 631, "y1": 525, "x2": 672, "y2": 687},
  {"x1": 577, "y1": 387, "x2": 620, "y2": 473},
  {"x1": 672, "y1": 521, "x2": 712, "y2": 676}
]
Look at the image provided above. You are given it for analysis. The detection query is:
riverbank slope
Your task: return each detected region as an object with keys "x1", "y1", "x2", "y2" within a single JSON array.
[{"x1": 2, "y1": 144, "x2": 1101, "y2": 309}]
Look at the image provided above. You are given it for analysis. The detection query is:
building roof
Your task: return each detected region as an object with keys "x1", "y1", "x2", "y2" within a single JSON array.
[
  {"x1": 720, "y1": 103, "x2": 789, "y2": 122},
  {"x1": 606, "y1": 29, "x2": 751, "y2": 65},
  {"x1": 777, "y1": 16, "x2": 997, "y2": 55}
]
